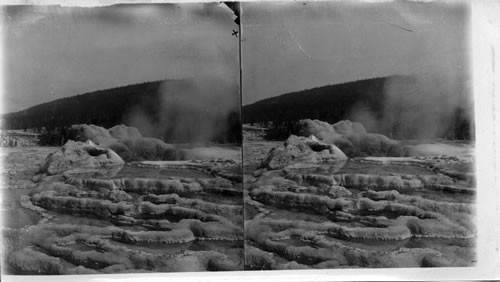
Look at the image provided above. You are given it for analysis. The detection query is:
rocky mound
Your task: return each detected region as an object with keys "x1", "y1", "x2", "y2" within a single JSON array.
[
  {"x1": 38, "y1": 140, "x2": 124, "y2": 176},
  {"x1": 67, "y1": 124, "x2": 177, "y2": 161},
  {"x1": 67, "y1": 124, "x2": 239, "y2": 161},
  {"x1": 260, "y1": 135, "x2": 347, "y2": 170},
  {"x1": 296, "y1": 119, "x2": 402, "y2": 157},
  {"x1": 294, "y1": 119, "x2": 475, "y2": 158}
]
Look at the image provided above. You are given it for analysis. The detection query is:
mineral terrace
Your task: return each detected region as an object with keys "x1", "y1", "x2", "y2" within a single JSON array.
[
  {"x1": 244, "y1": 120, "x2": 475, "y2": 269},
  {"x1": 3, "y1": 125, "x2": 243, "y2": 274}
]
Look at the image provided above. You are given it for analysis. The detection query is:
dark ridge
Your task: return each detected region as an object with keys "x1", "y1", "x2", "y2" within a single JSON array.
[
  {"x1": 243, "y1": 76, "x2": 394, "y2": 125},
  {"x1": 242, "y1": 75, "x2": 473, "y2": 140},
  {"x1": 2, "y1": 80, "x2": 169, "y2": 130},
  {"x1": 1, "y1": 79, "x2": 241, "y2": 144}
]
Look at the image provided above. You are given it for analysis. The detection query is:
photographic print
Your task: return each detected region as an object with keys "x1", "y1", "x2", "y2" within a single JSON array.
[
  {"x1": 1, "y1": 3, "x2": 243, "y2": 274},
  {"x1": 242, "y1": 1, "x2": 476, "y2": 269},
  {"x1": 2, "y1": 0, "x2": 495, "y2": 279}
]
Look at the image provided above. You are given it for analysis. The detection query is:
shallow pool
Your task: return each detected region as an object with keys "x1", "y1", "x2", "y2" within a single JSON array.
[
  {"x1": 296, "y1": 160, "x2": 435, "y2": 176},
  {"x1": 2, "y1": 188, "x2": 41, "y2": 228},
  {"x1": 67, "y1": 165, "x2": 214, "y2": 179}
]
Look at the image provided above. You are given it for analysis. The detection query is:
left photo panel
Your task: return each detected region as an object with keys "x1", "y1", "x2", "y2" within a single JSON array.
[{"x1": 1, "y1": 3, "x2": 243, "y2": 274}]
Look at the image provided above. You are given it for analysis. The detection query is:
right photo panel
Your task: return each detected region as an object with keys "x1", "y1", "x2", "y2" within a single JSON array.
[{"x1": 242, "y1": 1, "x2": 475, "y2": 270}]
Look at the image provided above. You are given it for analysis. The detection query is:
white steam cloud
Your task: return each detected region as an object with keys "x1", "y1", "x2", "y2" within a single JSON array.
[
  {"x1": 349, "y1": 71, "x2": 473, "y2": 140},
  {"x1": 125, "y1": 72, "x2": 239, "y2": 144}
]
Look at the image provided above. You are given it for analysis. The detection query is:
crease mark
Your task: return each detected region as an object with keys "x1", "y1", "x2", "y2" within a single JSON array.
[{"x1": 287, "y1": 30, "x2": 312, "y2": 59}]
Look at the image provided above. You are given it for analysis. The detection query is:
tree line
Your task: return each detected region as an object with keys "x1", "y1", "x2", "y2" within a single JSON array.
[
  {"x1": 243, "y1": 76, "x2": 474, "y2": 141},
  {"x1": 2, "y1": 80, "x2": 242, "y2": 145}
]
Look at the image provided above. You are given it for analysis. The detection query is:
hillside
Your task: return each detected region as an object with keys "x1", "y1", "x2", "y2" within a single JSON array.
[
  {"x1": 3, "y1": 80, "x2": 165, "y2": 130},
  {"x1": 243, "y1": 77, "x2": 394, "y2": 125},
  {"x1": 2, "y1": 79, "x2": 241, "y2": 144},
  {"x1": 243, "y1": 76, "x2": 473, "y2": 140}
]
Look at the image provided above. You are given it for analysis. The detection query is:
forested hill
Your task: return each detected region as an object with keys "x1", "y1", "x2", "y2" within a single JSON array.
[
  {"x1": 243, "y1": 76, "x2": 473, "y2": 140},
  {"x1": 2, "y1": 80, "x2": 166, "y2": 131},
  {"x1": 243, "y1": 77, "x2": 389, "y2": 125},
  {"x1": 1, "y1": 79, "x2": 242, "y2": 144}
]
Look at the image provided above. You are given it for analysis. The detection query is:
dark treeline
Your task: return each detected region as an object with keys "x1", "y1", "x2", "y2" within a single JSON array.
[
  {"x1": 243, "y1": 77, "x2": 387, "y2": 140},
  {"x1": 244, "y1": 77, "x2": 387, "y2": 124},
  {"x1": 3, "y1": 81, "x2": 166, "y2": 131},
  {"x1": 243, "y1": 76, "x2": 474, "y2": 141},
  {"x1": 2, "y1": 80, "x2": 242, "y2": 144}
]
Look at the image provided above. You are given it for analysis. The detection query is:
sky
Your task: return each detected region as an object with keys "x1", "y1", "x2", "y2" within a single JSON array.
[
  {"x1": 1, "y1": 3, "x2": 239, "y2": 114},
  {"x1": 1, "y1": 1, "x2": 471, "y2": 119},
  {"x1": 241, "y1": 1, "x2": 471, "y2": 105}
]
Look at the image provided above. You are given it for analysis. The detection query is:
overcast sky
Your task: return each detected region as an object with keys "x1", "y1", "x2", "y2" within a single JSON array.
[
  {"x1": 1, "y1": 4, "x2": 238, "y2": 114},
  {"x1": 241, "y1": 1, "x2": 471, "y2": 105},
  {"x1": 1, "y1": 2, "x2": 471, "y2": 112}
]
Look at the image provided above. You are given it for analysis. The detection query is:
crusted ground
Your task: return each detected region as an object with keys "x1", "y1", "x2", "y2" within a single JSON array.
[
  {"x1": 244, "y1": 131, "x2": 476, "y2": 270},
  {"x1": 3, "y1": 145, "x2": 244, "y2": 274}
]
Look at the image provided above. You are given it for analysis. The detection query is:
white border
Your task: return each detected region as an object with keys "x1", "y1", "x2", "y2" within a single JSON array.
[{"x1": 1, "y1": 0, "x2": 499, "y2": 281}]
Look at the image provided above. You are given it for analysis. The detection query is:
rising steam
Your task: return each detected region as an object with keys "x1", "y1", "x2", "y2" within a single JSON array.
[
  {"x1": 349, "y1": 71, "x2": 473, "y2": 141},
  {"x1": 124, "y1": 72, "x2": 240, "y2": 145}
]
